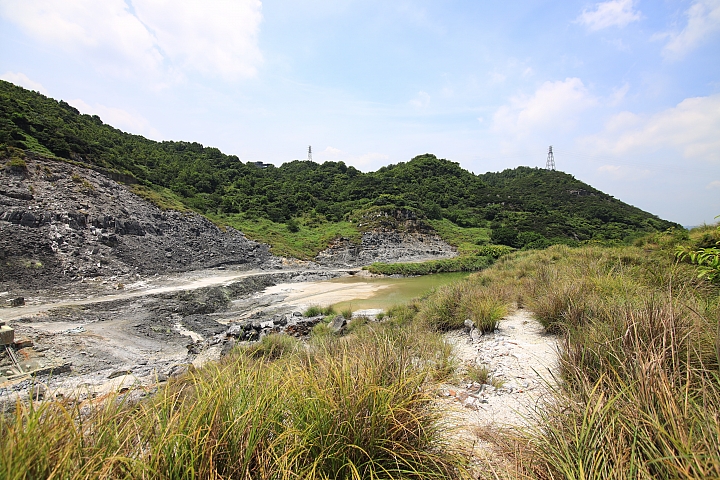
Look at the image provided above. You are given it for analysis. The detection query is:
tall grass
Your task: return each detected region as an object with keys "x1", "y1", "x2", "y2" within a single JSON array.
[
  {"x1": 393, "y1": 276, "x2": 513, "y2": 333},
  {"x1": 0, "y1": 322, "x2": 466, "y2": 479},
  {"x1": 409, "y1": 243, "x2": 720, "y2": 479}
]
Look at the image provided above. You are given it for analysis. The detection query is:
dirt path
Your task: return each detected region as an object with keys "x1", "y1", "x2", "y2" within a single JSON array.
[{"x1": 439, "y1": 308, "x2": 559, "y2": 476}]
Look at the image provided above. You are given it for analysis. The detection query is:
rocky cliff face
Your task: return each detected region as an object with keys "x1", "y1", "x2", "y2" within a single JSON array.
[
  {"x1": 0, "y1": 156, "x2": 274, "y2": 290},
  {"x1": 316, "y1": 208, "x2": 456, "y2": 266}
]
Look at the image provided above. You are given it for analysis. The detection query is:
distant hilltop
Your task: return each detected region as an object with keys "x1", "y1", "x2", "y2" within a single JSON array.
[{"x1": 1, "y1": 79, "x2": 679, "y2": 255}]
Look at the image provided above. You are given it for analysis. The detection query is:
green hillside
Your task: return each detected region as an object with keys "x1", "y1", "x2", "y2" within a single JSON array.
[{"x1": 0, "y1": 80, "x2": 679, "y2": 257}]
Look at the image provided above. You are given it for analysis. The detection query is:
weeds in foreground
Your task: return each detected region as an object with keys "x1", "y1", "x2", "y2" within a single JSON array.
[
  {"x1": 411, "y1": 280, "x2": 513, "y2": 332},
  {"x1": 406, "y1": 242, "x2": 720, "y2": 479},
  {"x1": 0, "y1": 323, "x2": 466, "y2": 479},
  {"x1": 466, "y1": 364, "x2": 490, "y2": 384}
]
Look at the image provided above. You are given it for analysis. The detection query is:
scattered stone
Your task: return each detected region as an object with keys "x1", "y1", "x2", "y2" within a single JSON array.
[
  {"x1": 329, "y1": 315, "x2": 347, "y2": 333},
  {"x1": 34, "y1": 363, "x2": 71, "y2": 376},
  {"x1": 8, "y1": 297, "x2": 24, "y2": 307},
  {"x1": 0, "y1": 325, "x2": 14, "y2": 345},
  {"x1": 13, "y1": 337, "x2": 33, "y2": 349},
  {"x1": 30, "y1": 384, "x2": 47, "y2": 401}
]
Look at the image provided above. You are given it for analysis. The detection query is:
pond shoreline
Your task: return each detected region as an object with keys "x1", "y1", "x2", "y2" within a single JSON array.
[{"x1": 1, "y1": 265, "x2": 468, "y2": 406}]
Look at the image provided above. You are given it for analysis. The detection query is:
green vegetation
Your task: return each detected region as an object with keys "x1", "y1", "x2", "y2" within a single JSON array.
[
  {"x1": 1, "y1": 323, "x2": 466, "y2": 479},
  {"x1": 384, "y1": 229, "x2": 720, "y2": 478},
  {"x1": 426, "y1": 218, "x2": 491, "y2": 254},
  {"x1": 9, "y1": 228, "x2": 718, "y2": 477},
  {"x1": 303, "y1": 305, "x2": 323, "y2": 317},
  {"x1": 1, "y1": 80, "x2": 679, "y2": 258},
  {"x1": 465, "y1": 364, "x2": 490, "y2": 384},
  {"x1": 677, "y1": 218, "x2": 720, "y2": 284},
  {"x1": 365, "y1": 245, "x2": 513, "y2": 276},
  {"x1": 211, "y1": 214, "x2": 360, "y2": 259},
  {"x1": 365, "y1": 255, "x2": 493, "y2": 275}
]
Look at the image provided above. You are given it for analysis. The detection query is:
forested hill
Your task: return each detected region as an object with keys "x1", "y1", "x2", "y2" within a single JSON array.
[{"x1": 1, "y1": 80, "x2": 678, "y2": 251}]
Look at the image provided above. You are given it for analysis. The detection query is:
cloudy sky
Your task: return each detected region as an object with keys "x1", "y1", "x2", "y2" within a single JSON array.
[{"x1": 1, "y1": 0, "x2": 718, "y2": 225}]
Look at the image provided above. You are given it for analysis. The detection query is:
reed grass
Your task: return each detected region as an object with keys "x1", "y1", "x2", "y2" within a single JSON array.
[
  {"x1": 0, "y1": 322, "x2": 467, "y2": 479},
  {"x1": 403, "y1": 241, "x2": 720, "y2": 479}
]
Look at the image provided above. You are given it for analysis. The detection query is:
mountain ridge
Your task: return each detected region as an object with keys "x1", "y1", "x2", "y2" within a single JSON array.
[{"x1": 0, "y1": 79, "x2": 679, "y2": 256}]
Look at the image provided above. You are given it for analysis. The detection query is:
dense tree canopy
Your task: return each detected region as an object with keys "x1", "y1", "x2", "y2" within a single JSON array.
[{"x1": 1, "y1": 80, "x2": 679, "y2": 247}]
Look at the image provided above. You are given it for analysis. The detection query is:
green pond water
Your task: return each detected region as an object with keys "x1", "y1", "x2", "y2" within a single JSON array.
[{"x1": 330, "y1": 271, "x2": 471, "y2": 313}]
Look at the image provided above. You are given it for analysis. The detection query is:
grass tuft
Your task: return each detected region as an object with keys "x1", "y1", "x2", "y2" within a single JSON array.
[{"x1": 0, "y1": 321, "x2": 467, "y2": 479}]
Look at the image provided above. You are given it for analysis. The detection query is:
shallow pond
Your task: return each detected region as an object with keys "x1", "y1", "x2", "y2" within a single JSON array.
[{"x1": 330, "y1": 271, "x2": 471, "y2": 313}]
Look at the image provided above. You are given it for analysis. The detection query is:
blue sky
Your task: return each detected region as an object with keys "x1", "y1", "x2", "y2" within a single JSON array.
[{"x1": 1, "y1": 0, "x2": 718, "y2": 225}]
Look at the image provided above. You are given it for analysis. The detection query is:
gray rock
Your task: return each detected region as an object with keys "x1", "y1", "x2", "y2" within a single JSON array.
[
  {"x1": 29, "y1": 384, "x2": 47, "y2": 401},
  {"x1": 8, "y1": 297, "x2": 24, "y2": 307},
  {"x1": 464, "y1": 318, "x2": 474, "y2": 332},
  {"x1": 329, "y1": 315, "x2": 347, "y2": 333}
]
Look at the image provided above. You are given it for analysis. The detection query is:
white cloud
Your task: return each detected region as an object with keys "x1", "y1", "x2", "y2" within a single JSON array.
[
  {"x1": 609, "y1": 82, "x2": 630, "y2": 106},
  {"x1": 597, "y1": 164, "x2": 650, "y2": 179},
  {"x1": 706, "y1": 180, "x2": 720, "y2": 189},
  {"x1": 409, "y1": 91, "x2": 430, "y2": 109},
  {"x1": 492, "y1": 77, "x2": 598, "y2": 138},
  {"x1": 323, "y1": 146, "x2": 344, "y2": 155},
  {"x1": 0, "y1": 0, "x2": 162, "y2": 77},
  {"x1": 582, "y1": 93, "x2": 720, "y2": 163},
  {"x1": 356, "y1": 152, "x2": 389, "y2": 168},
  {"x1": 314, "y1": 147, "x2": 388, "y2": 169},
  {"x1": 0, "y1": 72, "x2": 48, "y2": 94},
  {"x1": 0, "y1": 0, "x2": 263, "y2": 81},
  {"x1": 661, "y1": 0, "x2": 720, "y2": 60},
  {"x1": 132, "y1": 0, "x2": 263, "y2": 79},
  {"x1": 575, "y1": 0, "x2": 641, "y2": 31},
  {"x1": 69, "y1": 98, "x2": 162, "y2": 139}
]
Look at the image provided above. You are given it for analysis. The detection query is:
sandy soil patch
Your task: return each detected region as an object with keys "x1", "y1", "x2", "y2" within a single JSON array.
[
  {"x1": 438, "y1": 308, "x2": 559, "y2": 476},
  {"x1": 261, "y1": 280, "x2": 392, "y2": 310}
]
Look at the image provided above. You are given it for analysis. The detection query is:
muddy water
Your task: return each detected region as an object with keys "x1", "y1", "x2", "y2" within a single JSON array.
[{"x1": 330, "y1": 272, "x2": 470, "y2": 313}]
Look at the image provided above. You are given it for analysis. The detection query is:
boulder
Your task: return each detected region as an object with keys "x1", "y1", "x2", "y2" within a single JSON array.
[
  {"x1": 329, "y1": 315, "x2": 347, "y2": 334},
  {"x1": 8, "y1": 296, "x2": 24, "y2": 307}
]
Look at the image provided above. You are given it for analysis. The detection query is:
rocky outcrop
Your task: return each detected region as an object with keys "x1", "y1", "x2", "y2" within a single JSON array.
[
  {"x1": 316, "y1": 232, "x2": 456, "y2": 266},
  {"x1": 0, "y1": 156, "x2": 275, "y2": 290},
  {"x1": 316, "y1": 207, "x2": 456, "y2": 266}
]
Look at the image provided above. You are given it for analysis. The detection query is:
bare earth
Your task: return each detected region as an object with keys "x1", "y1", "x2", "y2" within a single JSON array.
[{"x1": 439, "y1": 308, "x2": 559, "y2": 476}]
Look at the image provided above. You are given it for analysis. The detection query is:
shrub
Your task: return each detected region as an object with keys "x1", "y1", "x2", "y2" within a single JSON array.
[
  {"x1": 0, "y1": 322, "x2": 466, "y2": 479},
  {"x1": 6, "y1": 157, "x2": 26, "y2": 171},
  {"x1": 466, "y1": 363, "x2": 490, "y2": 384},
  {"x1": 310, "y1": 321, "x2": 333, "y2": 339},
  {"x1": 243, "y1": 333, "x2": 300, "y2": 360},
  {"x1": 464, "y1": 296, "x2": 507, "y2": 333},
  {"x1": 286, "y1": 218, "x2": 300, "y2": 233},
  {"x1": 303, "y1": 305, "x2": 323, "y2": 317},
  {"x1": 345, "y1": 315, "x2": 370, "y2": 334}
]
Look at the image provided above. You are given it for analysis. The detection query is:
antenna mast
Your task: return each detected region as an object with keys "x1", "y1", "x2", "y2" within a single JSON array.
[
  {"x1": 546, "y1": 146, "x2": 555, "y2": 170},
  {"x1": 308, "y1": 145, "x2": 312, "y2": 162}
]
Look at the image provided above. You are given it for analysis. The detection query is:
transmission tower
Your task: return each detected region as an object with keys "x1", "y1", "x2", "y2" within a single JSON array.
[
  {"x1": 546, "y1": 146, "x2": 555, "y2": 170},
  {"x1": 308, "y1": 145, "x2": 312, "y2": 162}
]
